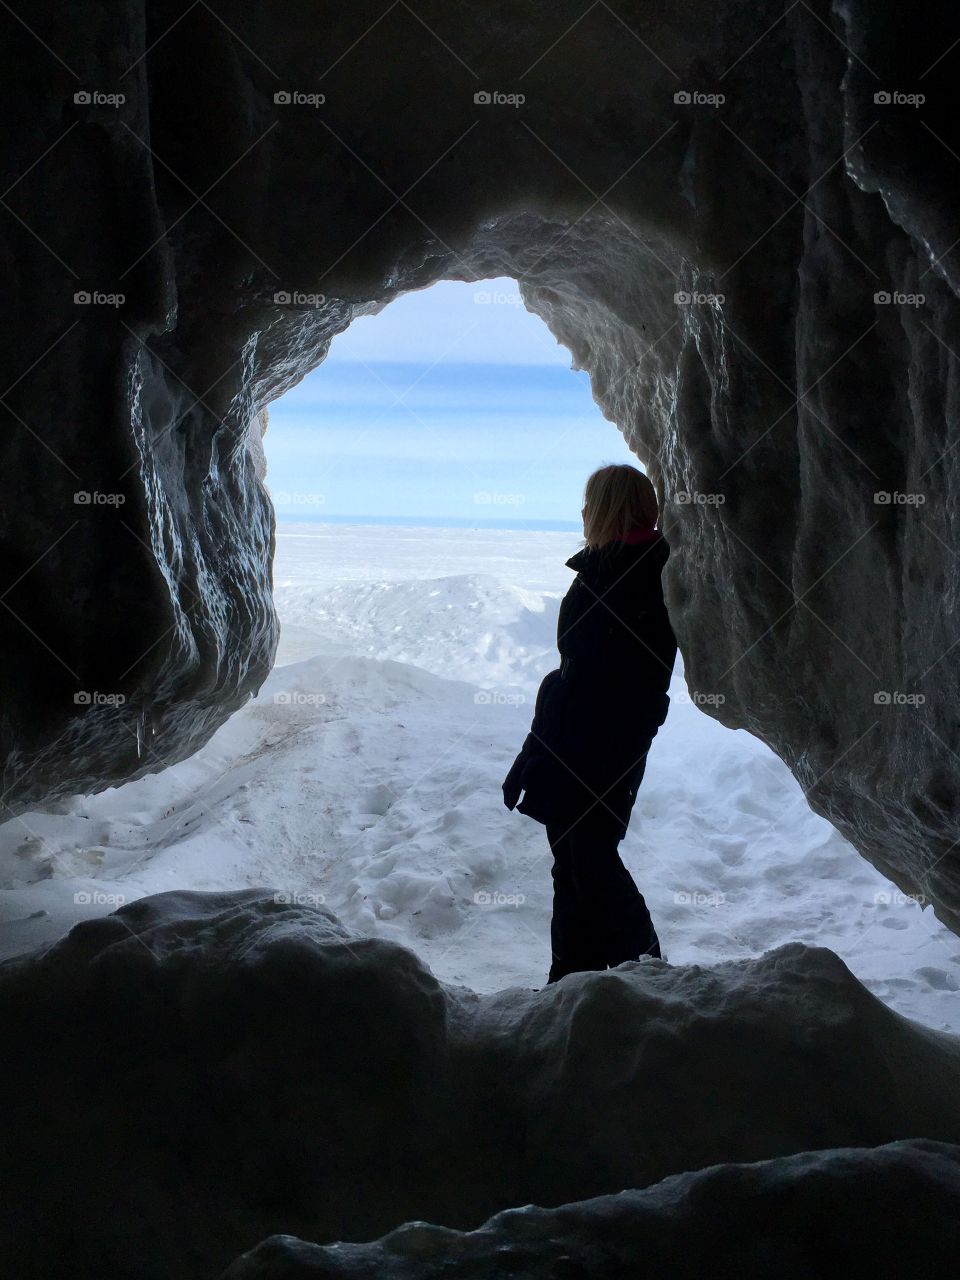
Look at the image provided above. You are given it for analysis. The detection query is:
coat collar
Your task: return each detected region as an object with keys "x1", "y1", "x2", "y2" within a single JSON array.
[
  {"x1": 565, "y1": 528, "x2": 662, "y2": 573},
  {"x1": 565, "y1": 547, "x2": 591, "y2": 572}
]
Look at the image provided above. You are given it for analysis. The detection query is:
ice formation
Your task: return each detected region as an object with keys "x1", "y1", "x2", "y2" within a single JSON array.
[
  {"x1": 220, "y1": 1141, "x2": 960, "y2": 1278},
  {"x1": 2, "y1": 890, "x2": 960, "y2": 1277}
]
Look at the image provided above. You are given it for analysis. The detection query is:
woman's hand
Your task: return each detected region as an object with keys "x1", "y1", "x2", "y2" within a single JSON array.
[{"x1": 502, "y1": 757, "x2": 524, "y2": 810}]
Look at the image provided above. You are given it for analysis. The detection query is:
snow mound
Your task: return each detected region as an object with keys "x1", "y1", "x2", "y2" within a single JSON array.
[
  {"x1": 2, "y1": 890, "x2": 960, "y2": 1280},
  {"x1": 273, "y1": 571, "x2": 559, "y2": 688},
  {"x1": 221, "y1": 1139, "x2": 960, "y2": 1279},
  {"x1": 6, "y1": 642, "x2": 958, "y2": 1028}
]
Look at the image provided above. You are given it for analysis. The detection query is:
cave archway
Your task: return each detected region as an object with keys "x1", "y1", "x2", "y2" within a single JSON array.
[
  {"x1": 4, "y1": 265, "x2": 947, "y2": 1014},
  {"x1": 225, "y1": 275, "x2": 957, "y2": 1019}
]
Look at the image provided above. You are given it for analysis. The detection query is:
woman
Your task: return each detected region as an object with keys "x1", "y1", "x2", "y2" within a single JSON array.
[{"x1": 502, "y1": 464, "x2": 678, "y2": 982}]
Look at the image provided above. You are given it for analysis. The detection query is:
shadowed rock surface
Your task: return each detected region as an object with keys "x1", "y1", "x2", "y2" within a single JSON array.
[
  {"x1": 1, "y1": 890, "x2": 960, "y2": 1279},
  {"x1": 1, "y1": 4, "x2": 958, "y2": 925},
  {"x1": 219, "y1": 1139, "x2": 960, "y2": 1279}
]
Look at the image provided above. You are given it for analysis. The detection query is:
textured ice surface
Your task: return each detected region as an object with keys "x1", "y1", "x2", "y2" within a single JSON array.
[{"x1": 220, "y1": 1141, "x2": 960, "y2": 1279}]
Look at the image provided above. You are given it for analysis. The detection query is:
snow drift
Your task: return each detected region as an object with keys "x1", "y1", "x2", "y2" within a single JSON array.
[
  {"x1": 2, "y1": 888, "x2": 960, "y2": 1280},
  {"x1": 6, "y1": 602, "x2": 958, "y2": 1026}
]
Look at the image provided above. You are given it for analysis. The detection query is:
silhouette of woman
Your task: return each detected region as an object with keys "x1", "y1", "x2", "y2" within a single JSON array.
[{"x1": 502, "y1": 464, "x2": 677, "y2": 981}]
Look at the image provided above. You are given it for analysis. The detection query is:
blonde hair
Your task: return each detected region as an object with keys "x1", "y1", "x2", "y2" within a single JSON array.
[{"x1": 582, "y1": 464, "x2": 659, "y2": 550}]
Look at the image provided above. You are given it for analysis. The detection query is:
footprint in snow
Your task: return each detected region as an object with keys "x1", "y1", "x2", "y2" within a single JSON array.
[
  {"x1": 356, "y1": 784, "x2": 396, "y2": 817},
  {"x1": 915, "y1": 967, "x2": 960, "y2": 991}
]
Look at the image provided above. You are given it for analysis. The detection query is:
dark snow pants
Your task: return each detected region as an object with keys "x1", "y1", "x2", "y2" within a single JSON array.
[{"x1": 545, "y1": 815, "x2": 661, "y2": 982}]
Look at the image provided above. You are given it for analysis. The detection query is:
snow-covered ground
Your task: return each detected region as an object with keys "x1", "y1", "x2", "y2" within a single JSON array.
[{"x1": 1, "y1": 521, "x2": 959, "y2": 1030}]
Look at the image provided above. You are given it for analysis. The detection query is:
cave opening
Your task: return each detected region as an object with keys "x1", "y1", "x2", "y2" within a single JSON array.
[
  {"x1": 0, "y1": 267, "x2": 956, "y2": 1023},
  {"x1": 234, "y1": 274, "x2": 960, "y2": 1017}
]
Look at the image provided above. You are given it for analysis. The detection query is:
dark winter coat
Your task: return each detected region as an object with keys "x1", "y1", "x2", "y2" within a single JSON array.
[{"x1": 502, "y1": 529, "x2": 677, "y2": 841}]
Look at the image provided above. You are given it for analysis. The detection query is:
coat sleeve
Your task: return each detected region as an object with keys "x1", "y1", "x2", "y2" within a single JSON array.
[{"x1": 501, "y1": 667, "x2": 560, "y2": 809}]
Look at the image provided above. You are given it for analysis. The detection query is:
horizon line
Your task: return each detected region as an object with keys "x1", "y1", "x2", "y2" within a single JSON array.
[{"x1": 273, "y1": 513, "x2": 582, "y2": 530}]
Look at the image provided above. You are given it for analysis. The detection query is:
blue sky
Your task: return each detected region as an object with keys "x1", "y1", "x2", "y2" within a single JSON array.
[{"x1": 263, "y1": 276, "x2": 637, "y2": 527}]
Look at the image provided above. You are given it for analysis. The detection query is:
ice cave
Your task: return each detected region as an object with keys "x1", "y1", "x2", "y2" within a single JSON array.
[{"x1": 2, "y1": 1, "x2": 960, "y2": 1276}]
